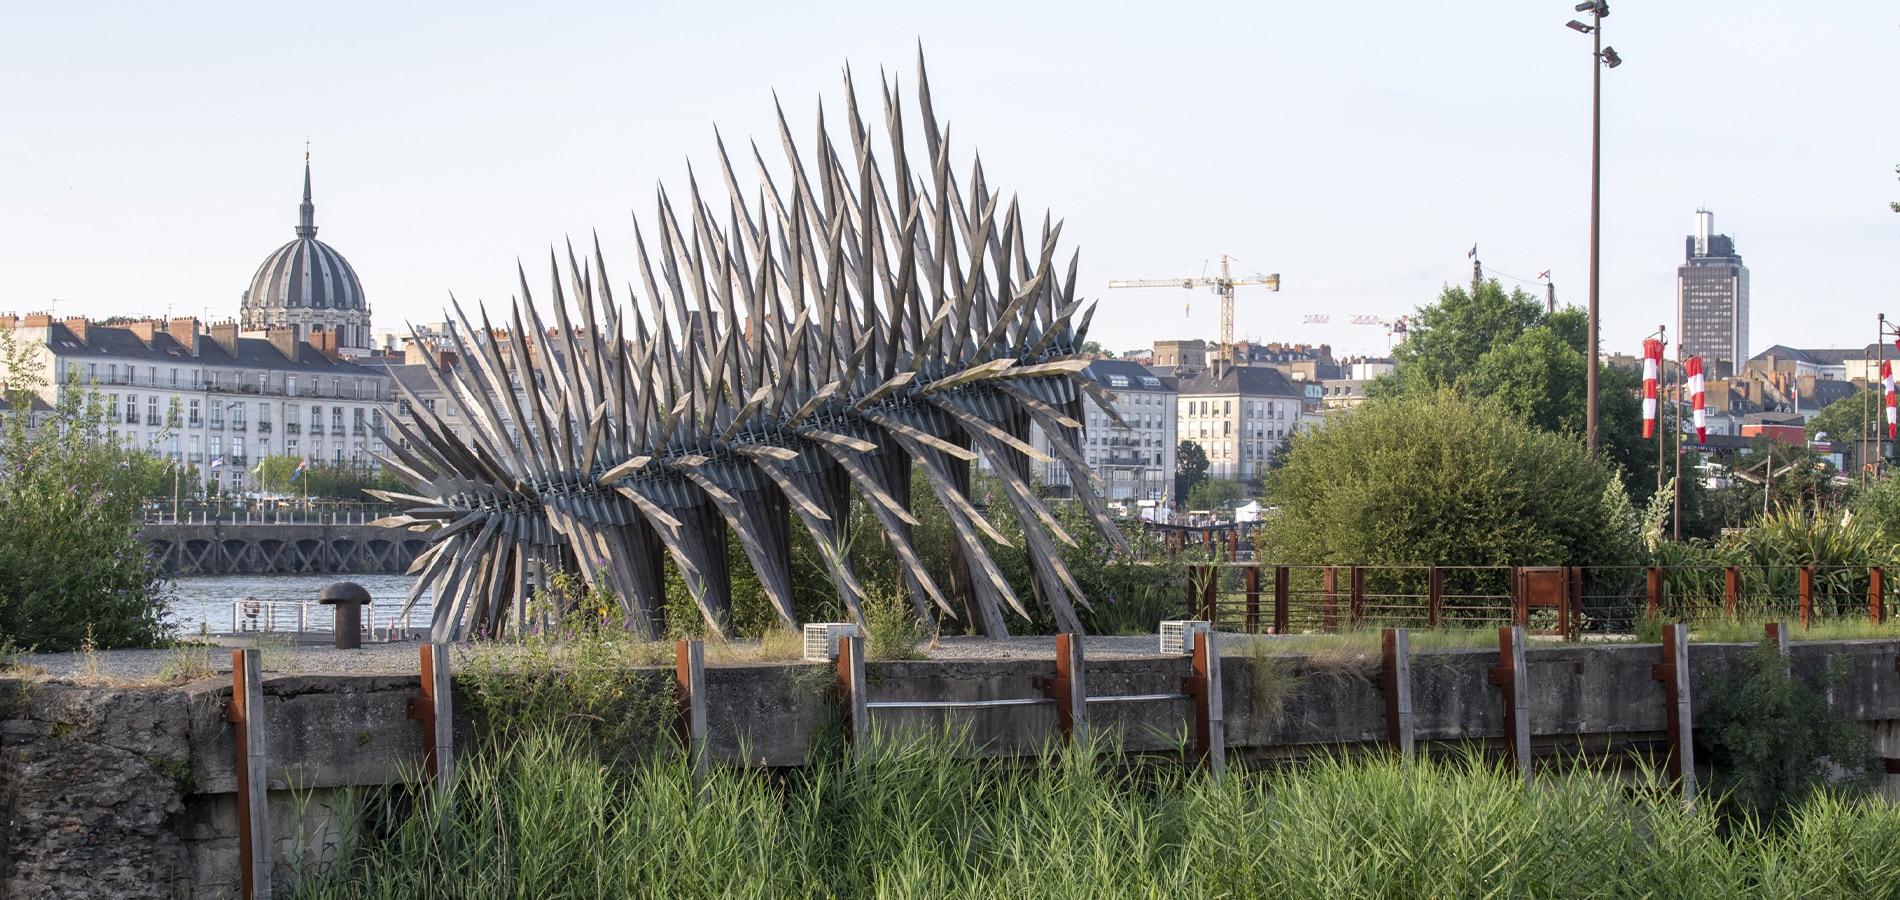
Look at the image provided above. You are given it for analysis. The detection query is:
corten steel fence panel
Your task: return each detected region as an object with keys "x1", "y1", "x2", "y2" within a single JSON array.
[{"x1": 1199, "y1": 564, "x2": 1518, "y2": 634}]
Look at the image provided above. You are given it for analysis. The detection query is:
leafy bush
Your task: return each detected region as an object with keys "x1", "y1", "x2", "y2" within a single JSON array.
[
  {"x1": 1263, "y1": 391, "x2": 1639, "y2": 568},
  {"x1": 0, "y1": 332, "x2": 169, "y2": 650},
  {"x1": 1698, "y1": 639, "x2": 1879, "y2": 823}
]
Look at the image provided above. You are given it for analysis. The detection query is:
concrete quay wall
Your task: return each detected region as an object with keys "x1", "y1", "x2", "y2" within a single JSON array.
[{"x1": 3, "y1": 639, "x2": 1899, "y2": 898}]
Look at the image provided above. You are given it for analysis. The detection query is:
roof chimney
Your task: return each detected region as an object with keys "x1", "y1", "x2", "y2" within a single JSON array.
[
  {"x1": 129, "y1": 320, "x2": 160, "y2": 345},
  {"x1": 62, "y1": 317, "x2": 90, "y2": 343},
  {"x1": 266, "y1": 325, "x2": 300, "y2": 362},
  {"x1": 209, "y1": 320, "x2": 240, "y2": 356},
  {"x1": 166, "y1": 317, "x2": 201, "y2": 354},
  {"x1": 0, "y1": 315, "x2": 15, "y2": 331},
  {"x1": 310, "y1": 326, "x2": 341, "y2": 361}
]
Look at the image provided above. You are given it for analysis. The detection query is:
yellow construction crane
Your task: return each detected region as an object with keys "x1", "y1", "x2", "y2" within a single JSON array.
[{"x1": 1108, "y1": 254, "x2": 1280, "y2": 352}]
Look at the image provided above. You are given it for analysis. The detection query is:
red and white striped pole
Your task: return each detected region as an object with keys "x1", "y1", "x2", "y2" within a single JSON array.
[
  {"x1": 1883, "y1": 360, "x2": 1896, "y2": 440},
  {"x1": 1642, "y1": 338, "x2": 1663, "y2": 439},
  {"x1": 1687, "y1": 356, "x2": 1706, "y2": 444}
]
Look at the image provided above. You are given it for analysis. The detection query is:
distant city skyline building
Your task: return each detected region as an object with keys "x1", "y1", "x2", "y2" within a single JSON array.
[{"x1": 1677, "y1": 209, "x2": 1750, "y2": 376}]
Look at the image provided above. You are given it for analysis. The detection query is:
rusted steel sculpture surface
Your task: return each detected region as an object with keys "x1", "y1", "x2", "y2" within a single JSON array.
[{"x1": 374, "y1": 52, "x2": 1126, "y2": 640}]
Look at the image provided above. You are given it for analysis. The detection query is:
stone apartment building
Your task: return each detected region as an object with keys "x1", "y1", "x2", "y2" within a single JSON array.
[
  {"x1": 1176, "y1": 365, "x2": 1307, "y2": 481},
  {"x1": 1028, "y1": 359, "x2": 1177, "y2": 502},
  {"x1": 0, "y1": 314, "x2": 393, "y2": 491}
]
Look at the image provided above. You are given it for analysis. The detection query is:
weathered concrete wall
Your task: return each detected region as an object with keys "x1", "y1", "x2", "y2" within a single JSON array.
[{"x1": 3, "y1": 638, "x2": 1898, "y2": 898}]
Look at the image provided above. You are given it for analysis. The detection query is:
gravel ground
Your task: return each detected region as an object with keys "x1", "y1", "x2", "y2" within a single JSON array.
[{"x1": 14, "y1": 631, "x2": 1291, "y2": 685}]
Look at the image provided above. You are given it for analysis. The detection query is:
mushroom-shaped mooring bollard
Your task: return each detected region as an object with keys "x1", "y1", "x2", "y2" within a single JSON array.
[{"x1": 318, "y1": 581, "x2": 372, "y2": 650}]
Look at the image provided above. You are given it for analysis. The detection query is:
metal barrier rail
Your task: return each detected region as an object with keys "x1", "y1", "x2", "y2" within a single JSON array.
[
  {"x1": 230, "y1": 601, "x2": 426, "y2": 639},
  {"x1": 143, "y1": 500, "x2": 401, "y2": 526},
  {"x1": 1182, "y1": 563, "x2": 1896, "y2": 635}
]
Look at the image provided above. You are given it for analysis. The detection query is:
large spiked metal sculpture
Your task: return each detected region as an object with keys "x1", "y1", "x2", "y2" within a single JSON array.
[{"x1": 374, "y1": 52, "x2": 1128, "y2": 640}]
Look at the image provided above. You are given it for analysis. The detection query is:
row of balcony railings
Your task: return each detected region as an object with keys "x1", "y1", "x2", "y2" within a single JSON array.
[
  {"x1": 178, "y1": 421, "x2": 370, "y2": 435},
  {"x1": 1181, "y1": 563, "x2": 1897, "y2": 638},
  {"x1": 71, "y1": 371, "x2": 390, "y2": 401},
  {"x1": 143, "y1": 499, "x2": 402, "y2": 526}
]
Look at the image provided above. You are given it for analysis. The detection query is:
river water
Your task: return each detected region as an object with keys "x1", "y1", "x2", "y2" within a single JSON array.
[{"x1": 164, "y1": 574, "x2": 431, "y2": 635}]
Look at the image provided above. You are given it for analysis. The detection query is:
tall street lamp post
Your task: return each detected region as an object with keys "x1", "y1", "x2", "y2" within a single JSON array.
[{"x1": 1568, "y1": 2, "x2": 1621, "y2": 454}]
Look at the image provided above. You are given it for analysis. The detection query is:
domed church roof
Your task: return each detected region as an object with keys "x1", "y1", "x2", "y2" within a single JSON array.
[{"x1": 242, "y1": 161, "x2": 365, "y2": 314}]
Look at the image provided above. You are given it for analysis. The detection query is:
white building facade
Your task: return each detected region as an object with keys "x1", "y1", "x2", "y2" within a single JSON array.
[
  {"x1": 1177, "y1": 365, "x2": 1308, "y2": 481},
  {"x1": 1026, "y1": 360, "x2": 1176, "y2": 503},
  {"x1": 0, "y1": 314, "x2": 393, "y2": 492}
]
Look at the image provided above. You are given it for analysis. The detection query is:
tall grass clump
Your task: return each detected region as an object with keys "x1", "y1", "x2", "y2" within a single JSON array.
[{"x1": 292, "y1": 730, "x2": 1900, "y2": 899}]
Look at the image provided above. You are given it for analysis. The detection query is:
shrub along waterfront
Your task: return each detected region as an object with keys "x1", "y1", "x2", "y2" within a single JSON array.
[
  {"x1": 0, "y1": 330, "x2": 171, "y2": 651},
  {"x1": 293, "y1": 729, "x2": 1900, "y2": 899}
]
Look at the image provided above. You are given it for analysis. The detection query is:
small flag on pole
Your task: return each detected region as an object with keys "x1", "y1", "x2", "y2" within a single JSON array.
[
  {"x1": 291, "y1": 458, "x2": 309, "y2": 482},
  {"x1": 1467, "y1": 244, "x2": 1478, "y2": 259},
  {"x1": 209, "y1": 456, "x2": 224, "y2": 469}
]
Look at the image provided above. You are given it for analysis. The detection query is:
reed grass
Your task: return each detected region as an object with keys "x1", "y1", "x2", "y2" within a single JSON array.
[{"x1": 289, "y1": 730, "x2": 1900, "y2": 899}]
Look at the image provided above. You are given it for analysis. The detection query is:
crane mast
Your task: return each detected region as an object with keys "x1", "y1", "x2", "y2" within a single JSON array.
[{"x1": 1107, "y1": 254, "x2": 1280, "y2": 358}]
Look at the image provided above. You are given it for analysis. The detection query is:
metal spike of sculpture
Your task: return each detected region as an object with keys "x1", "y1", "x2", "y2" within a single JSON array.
[{"x1": 374, "y1": 51, "x2": 1128, "y2": 640}]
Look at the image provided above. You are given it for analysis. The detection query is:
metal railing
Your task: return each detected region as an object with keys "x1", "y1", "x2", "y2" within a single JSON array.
[
  {"x1": 1181, "y1": 562, "x2": 1897, "y2": 637},
  {"x1": 230, "y1": 600, "x2": 426, "y2": 639},
  {"x1": 144, "y1": 499, "x2": 402, "y2": 526}
]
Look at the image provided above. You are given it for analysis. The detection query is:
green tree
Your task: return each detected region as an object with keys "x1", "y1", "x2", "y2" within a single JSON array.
[
  {"x1": 1803, "y1": 386, "x2": 1880, "y2": 450},
  {"x1": 1262, "y1": 391, "x2": 1638, "y2": 567},
  {"x1": 0, "y1": 331, "x2": 169, "y2": 650},
  {"x1": 1174, "y1": 440, "x2": 1208, "y2": 503},
  {"x1": 1384, "y1": 280, "x2": 1654, "y2": 504},
  {"x1": 1186, "y1": 477, "x2": 1246, "y2": 511}
]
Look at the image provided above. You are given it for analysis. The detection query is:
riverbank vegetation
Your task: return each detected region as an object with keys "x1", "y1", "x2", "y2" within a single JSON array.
[
  {"x1": 291, "y1": 728, "x2": 1900, "y2": 899},
  {"x1": 0, "y1": 330, "x2": 169, "y2": 651}
]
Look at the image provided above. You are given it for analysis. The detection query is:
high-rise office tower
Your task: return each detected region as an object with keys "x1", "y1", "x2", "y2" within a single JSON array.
[{"x1": 1677, "y1": 209, "x2": 1750, "y2": 375}]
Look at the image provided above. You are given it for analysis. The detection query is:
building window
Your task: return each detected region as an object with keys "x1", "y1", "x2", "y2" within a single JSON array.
[
  {"x1": 145, "y1": 395, "x2": 158, "y2": 425},
  {"x1": 124, "y1": 394, "x2": 138, "y2": 424}
]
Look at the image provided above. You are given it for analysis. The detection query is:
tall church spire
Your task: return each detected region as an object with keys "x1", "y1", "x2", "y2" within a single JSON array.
[{"x1": 295, "y1": 146, "x2": 317, "y2": 238}]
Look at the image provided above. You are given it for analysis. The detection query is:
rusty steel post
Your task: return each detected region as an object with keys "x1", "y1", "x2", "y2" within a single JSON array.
[
  {"x1": 1798, "y1": 567, "x2": 1814, "y2": 629},
  {"x1": 836, "y1": 634, "x2": 867, "y2": 748},
  {"x1": 1651, "y1": 624, "x2": 1697, "y2": 804},
  {"x1": 1381, "y1": 628, "x2": 1415, "y2": 760},
  {"x1": 1044, "y1": 633, "x2": 1089, "y2": 745},
  {"x1": 1243, "y1": 566, "x2": 1261, "y2": 633},
  {"x1": 1348, "y1": 566, "x2": 1366, "y2": 629},
  {"x1": 1427, "y1": 566, "x2": 1444, "y2": 629},
  {"x1": 675, "y1": 639, "x2": 708, "y2": 781},
  {"x1": 1488, "y1": 626, "x2": 1532, "y2": 787},
  {"x1": 1322, "y1": 566, "x2": 1339, "y2": 632},
  {"x1": 1723, "y1": 567, "x2": 1740, "y2": 620},
  {"x1": 1184, "y1": 629, "x2": 1226, "y2": 780},
  {"x1": 1273, "y1": 566, "x2": 1291, "y2": 635},
  {"x1": 405, "y1": 643, "x2": 455, "y2": 788},
  {"x1": 1186, "y1": 565, "x2": 1204, "y2": 622},
  {"x1": 1566, "y1": 566, "x2": 1583, "y2": 642},
  {"x1": 1511, "y1": 567, "x2": 1529, "y2": 629},
  {"x1": 1871, "y1": 567, "x2": 1886, "y2": 626},
  {"x1": 1766, "y1": 621, "x2": 1792, "y2": 678},
  {"x1": 227, "y1": 649, "x2": 271, "y2": 900},
  {"x1": 1203, "y1": 567, "x2": 1219, "y2": 624},
  {"x1": 1645, "y1": 566, "x2": 1663, "y2": 619}
]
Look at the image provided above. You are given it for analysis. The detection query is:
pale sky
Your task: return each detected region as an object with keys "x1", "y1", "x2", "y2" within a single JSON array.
[{"x1": 2, "y1": 2, "x2": 1895, "y2": 359}]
